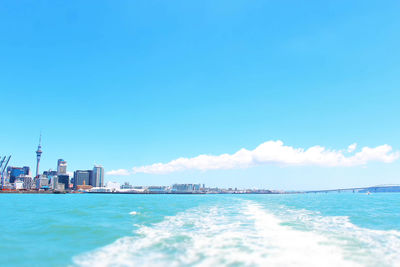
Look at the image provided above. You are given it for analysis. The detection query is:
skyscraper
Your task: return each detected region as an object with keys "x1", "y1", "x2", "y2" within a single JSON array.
[
  {"x1": 35, "y1": 134, "x2": 42, "y2": 178},
  {"x1": 57, "y1": 159, "x2": 67, "y2": 174},
  {"x1": 58, "y1": 174, "x2": 70, "y2": 190},
  {"x1": 7, "y1": 166, "x2": 30, "y2": 183},
  {"x1": 73, "y1": 170, "x2": 92, "y2": 189},
  {"x1": 91, "y1": 165, "x2": 104, "y2": 187}
]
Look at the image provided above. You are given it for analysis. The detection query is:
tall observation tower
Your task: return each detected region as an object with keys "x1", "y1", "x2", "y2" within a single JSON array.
[{"x1": 35, "y1": 134, "x2": 42, "y2": 178}]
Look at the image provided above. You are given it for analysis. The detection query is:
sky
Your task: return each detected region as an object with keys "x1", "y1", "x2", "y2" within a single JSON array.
[{"x1": 1, "y1": 0, "x2": 400, "y2": 190}]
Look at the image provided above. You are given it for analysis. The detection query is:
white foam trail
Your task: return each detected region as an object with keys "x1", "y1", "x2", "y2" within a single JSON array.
[
  {"x1": 273, "y1": 206, "x2": 400, "y2": 267},
  {"x1": 129, "y1": 211, "x2": 138, "y2": 215},
  {"x1": 73, "y1": 201, "x2": 400, "y2": 267}
]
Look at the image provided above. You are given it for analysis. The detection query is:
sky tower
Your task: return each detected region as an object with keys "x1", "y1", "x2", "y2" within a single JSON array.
[{"x1": 35, "y1": 134, "x2": 42, "y2": 178}]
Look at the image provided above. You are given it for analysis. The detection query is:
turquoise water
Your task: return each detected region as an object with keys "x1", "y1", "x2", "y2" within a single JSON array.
[{"x1": 1, "y1": 193, "x2": 400, "y2": 267}]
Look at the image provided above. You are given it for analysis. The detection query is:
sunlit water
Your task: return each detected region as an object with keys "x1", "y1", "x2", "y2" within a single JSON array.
[{"x1": 1, "y1": 193, "x2": 400, "y2": 267}]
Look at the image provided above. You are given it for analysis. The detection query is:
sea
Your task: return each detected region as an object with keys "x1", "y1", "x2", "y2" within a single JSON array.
[{"x1": 1, "y1": 193, "x2": 400, "y2": 267}]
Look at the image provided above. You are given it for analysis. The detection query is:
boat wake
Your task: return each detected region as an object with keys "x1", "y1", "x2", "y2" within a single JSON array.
[{"x1": 73, "y1": 200, "x2": 400, "y2": 267}]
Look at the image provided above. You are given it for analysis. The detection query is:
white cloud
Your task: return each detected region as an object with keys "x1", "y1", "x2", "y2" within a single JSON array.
[
  {"x1": 347, "y1": 143, "x2": 357, "y2": 153},
  {"x1": 106, "y1": 169, "x2": 131, "y2": 176},
  {"x1": 131, "y1": 140, "x2": 399, "y2": 174}
]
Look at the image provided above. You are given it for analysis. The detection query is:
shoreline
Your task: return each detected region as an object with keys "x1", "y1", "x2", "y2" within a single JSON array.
[{"x1": 0, "y1": 190, "x2": 280, "y2": 195}]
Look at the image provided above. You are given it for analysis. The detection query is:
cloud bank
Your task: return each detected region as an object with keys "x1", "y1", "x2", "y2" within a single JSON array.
[
  {"x1": 106, "y1": 169, "x2": 131, "y2": 176},
  {"x1": 106, "y1": 141, "x2": 399, "y2": 175}
]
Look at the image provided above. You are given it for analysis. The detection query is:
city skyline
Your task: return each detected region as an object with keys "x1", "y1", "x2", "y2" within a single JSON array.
[
  {"x1": 2, "y1": 2, "x2": 400, "y2": 267},
  {"x1": 2, "y1": 134, "x2": 399, "y2": 190},
  {"x1": 2, "y1": 1, "x2": 400, "y2": 190}
]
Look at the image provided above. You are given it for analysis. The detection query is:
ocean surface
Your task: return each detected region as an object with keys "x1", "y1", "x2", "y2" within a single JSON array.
[{"x1": 1, "y1": 193, "x2": 400, "y2": 267}]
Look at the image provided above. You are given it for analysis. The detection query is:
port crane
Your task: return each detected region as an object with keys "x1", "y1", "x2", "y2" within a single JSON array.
[
  {"x1": 1, "y1": 155, "x2": 11, "y2": 189},
  {"x1": 0, "y1": 156, "x2": 5, "y2": 169}
]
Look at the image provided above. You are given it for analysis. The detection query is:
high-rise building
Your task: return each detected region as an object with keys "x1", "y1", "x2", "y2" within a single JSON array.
[
  {"x1": 43, "y1": 170, "x2": 57, "y2": 187},
  {"x1": 35, "y1": 134, "x2": 42, "y2": 178},
  {"x1": 7, "y1": 166, "x2": 30, "y2": 183},
  {"x1": 16, "y1": 175, "x2": 34, "y2": 189},
  {"x1": 91, "y1": 165, "x2": 104, "y2": 187},
  {"x1": 57, "y1": 159, "x2": 67, "y2": 175},
  {"x1": 35, "y1": 174, "x2": 49, "y2": 189},
  {"x1": 73, "y1": 170, "x2": 92, "y2": 189},
  {"x1": 43, "y1": 170, "x2": 57, "y2": 177},
  {"x1": 51, "y1": 176, "x2": 59, "y2": 190},
  {"x1": 58, "y1": 174, "x2": 70, "y2": 190}
]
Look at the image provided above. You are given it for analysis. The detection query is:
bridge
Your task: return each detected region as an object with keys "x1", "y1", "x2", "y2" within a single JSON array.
[{"x1": 303, "y1": 184, "x2": 400, "y2": 194}]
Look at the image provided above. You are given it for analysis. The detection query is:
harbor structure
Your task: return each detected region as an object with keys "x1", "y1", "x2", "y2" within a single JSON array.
[{"x1": 0, "y1": 156, "x2": 12, "y2": 189}]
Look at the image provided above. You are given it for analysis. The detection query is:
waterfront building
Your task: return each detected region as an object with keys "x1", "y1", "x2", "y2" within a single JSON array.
[
  {"x1": 36, "y1": 176, "x2": 49, "y2": 189},
  {"x1": 55, "y1": 183, "x2": 65, "y2": 191},
  {"x1": 105, "y1": 181, "x2": 120, "y2": 191},
  {"x1": 91, "y1": 165, "x2": 104, "y2": 187},
  {"x1": 51, "y1": 176, "x2": 59, "y2": 190},
  {"x1": 14, "y1": 181, "x2": 24, "y2": 190},
  {"x1": 172, "y1": 183, "x2": 202, "y2": 192},
  {"x1": 58, "y1": 174, "x2": 70, "y2": 190},
  {"x1": 7, "y1": 166, "x2": 30, "y2": 183},
  {"x1": 90, "y1": 187, "x2": 112, "y2": 193},
  {"x1": 121, "y1": 182, "x2": 133, "y2": 189},
  {"x1": 15, "y1": 175, "x2": 34, "y2": 189},
  {"x1": 73, "y1": 170, "x2": 92, "y2": 189},
  {"x1": 57, "y1": 159, "x2": 67, "y2": 175},
  {"x1": 193, "y1": 184, "x2": 201, "y2": 191},
  {"x1": 147, "y1": 186, "x2": 168, "y2": 193},
  {"x1": 43, "y1": 170, "x2": 57, "y2": 188},
  {"x1": 76, "y1": 180, "x2": 92, "y2": 191}
]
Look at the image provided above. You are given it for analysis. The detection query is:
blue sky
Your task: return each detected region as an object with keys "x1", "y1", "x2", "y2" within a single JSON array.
[{"x1": 1, "y1": 0, "x2": 400, "y2": 190}]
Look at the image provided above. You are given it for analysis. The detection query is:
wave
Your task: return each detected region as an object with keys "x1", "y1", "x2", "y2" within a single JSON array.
[{"x1": 73, "y1": 200, "x2": 400, "y2": 267}]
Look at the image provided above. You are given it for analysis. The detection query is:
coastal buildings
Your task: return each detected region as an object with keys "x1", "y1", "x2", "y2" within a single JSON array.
[
  {"x1": 105, "y1": 181, "x2": 120, "y2": 191},
  {"x1": 58, "y1": 174, "x2": 70, "y2": 190},
  {"x1": 1, "y1": 137, "x2": 280, "y2": 193},
  {"x1": 74, "y1": 165, "x2": 104, "y2": 189},
  {"x1": 121, "y1": 182, "x2": 133, "y2": 189},
  {"x1": 76, "y1": 180, "x2": 92, "y2": 191},
  {"x1": 7, "y1": 166, "x2": 30, "y2": 183},
  {"x1": 171, "y1": 184, "x2": 202, "y2": 193},
  {"x1": 41, "y1": 170, "x2": 57, "y2": 190},
  {"x1": 147, "y1": 186, "x2": 168, "y2": 193},
  {"x1": 15, "y1": 175, "x2": 33, "y2": 189},
  {"x1": 1, "y1": 135, "x2": 106, "y2": 192},
  {"x1": 73, "y1": 170, "x2": 91, "y2": 190},
  {"x1": 0, "y1": 136, "x2": 282, "y2": 194},
  {"x1": 36, "y1": 176, "x2": 49, "y2": 189}
]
